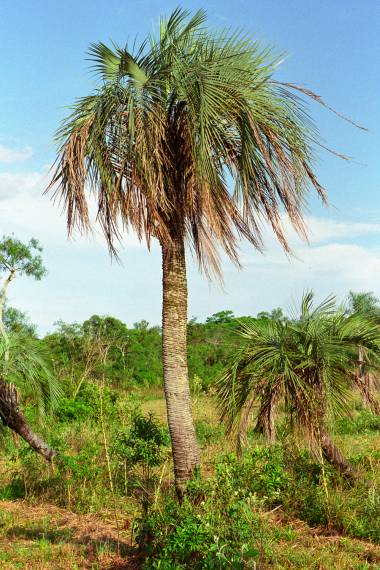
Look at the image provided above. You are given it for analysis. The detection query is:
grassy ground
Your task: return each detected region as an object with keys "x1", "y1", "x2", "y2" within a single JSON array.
[
  {"x1": 0, "y1": 390, "x2": 379, "y2": 569},
  {"x1": 1, "y1": 498, "x2": 379, "y2": 569},
  {"x1": 0, "y1": 500, "x2": 138, "y2": 569}
]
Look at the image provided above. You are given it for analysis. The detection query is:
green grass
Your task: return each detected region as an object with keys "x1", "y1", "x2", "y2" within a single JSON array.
[{"x1": 0, "y1": 388, "x2": 379, "y2": 568}]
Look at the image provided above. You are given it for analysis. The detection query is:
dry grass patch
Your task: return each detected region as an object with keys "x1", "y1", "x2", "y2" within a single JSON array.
[{"x1": 0, "y1": 500, "x2": 140, "y2": 569}]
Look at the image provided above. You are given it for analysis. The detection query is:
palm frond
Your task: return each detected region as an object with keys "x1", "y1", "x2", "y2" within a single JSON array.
[
  {"x1": 215, "y1": 292, "x2": 380, "y2": 456},
  {"x1": 0, "y1": 334, "x2": 62, "y2": 417},
  {"x1": 48, "y1": 9, "x2": 361, "y2": 278}
]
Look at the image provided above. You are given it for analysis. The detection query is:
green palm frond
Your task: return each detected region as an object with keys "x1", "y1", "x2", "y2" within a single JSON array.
[
  {"x1": 48, "y1": 7, "x2": 358, "y2": 278},
  {"x1": 0, "y1": 334, "x2": 62, "y2": 417},
  {"x1": 215, "y1": 292, "x2": 380, "y2": 450}
]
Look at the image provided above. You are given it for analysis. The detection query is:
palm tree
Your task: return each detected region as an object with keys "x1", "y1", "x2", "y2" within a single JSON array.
[
  {"x1": 0, "y1": 333, "x2": 60, "y2": 461},
  {"x1": 48, "y1": 9, "x2": 358, "y2": 496},
  {"x1": 348, "y1": 291, "x2": 380, "y2": 414},
  {"x1": 216, "y1": 292, "x2": 380, "y2": 479},
  {"x1": 0, "y1": 235, "x2": 60, "y2": 460}
]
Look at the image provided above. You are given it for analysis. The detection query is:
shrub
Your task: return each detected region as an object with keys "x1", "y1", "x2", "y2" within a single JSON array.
[
  {"x1": 214, "y1": 447, "x2": 290, "y2": 505},
  {"x1": 195, "y1": 420, "x2": 224, "y2": 446},
  {"x1": 335, "y1": 410, "x2": 380, "y2": 435},
  {"x1": 137, "y1": 490, "x2": 265, "y2": 568},
  {"x1": 112, "y1": 412, "x2": 170, "y2": 470},
  {"x1": 136, "y1": 448, "x2": 293, "y2": 567},
  {"x1": 56, "y1": 397, "x2": 93, "y2": 421},
  {"x1": 56, "y1": 381, "x2": 118, "y2": 422}
]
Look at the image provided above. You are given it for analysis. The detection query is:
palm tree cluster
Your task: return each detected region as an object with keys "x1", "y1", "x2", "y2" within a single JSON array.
[{"x1": 216, "y1": 292, "x2": 380, "y2": 478}]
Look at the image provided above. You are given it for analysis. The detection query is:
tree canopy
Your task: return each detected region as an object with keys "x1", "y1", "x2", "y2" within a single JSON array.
[{"x1": 50, "y1": 7, "x2": 336, "y2": 278}]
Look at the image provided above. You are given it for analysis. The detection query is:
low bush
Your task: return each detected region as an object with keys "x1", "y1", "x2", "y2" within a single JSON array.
[
  {"x1": 335, "y1": 410, "x2": 380, "y2": 435},
  {"x1": 195, "y1": 420, "x2": 224, "y2": 446},
  {"x1": 137, "y1": 487, "x2": 266, "y2": 568}
]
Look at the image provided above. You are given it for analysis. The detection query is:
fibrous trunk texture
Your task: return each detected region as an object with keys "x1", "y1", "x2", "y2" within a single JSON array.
[
  {"x1": 357, "y1": 347, "x2": 380, "y2": 415},
  {"x1": 255, "y1": 384, "x2": 281, "y2": 444},
  {"x1": 356, "y1": 373, "x2": 380, "y2": 415},
  {"x1": 161, "y1": 238, "x2": 200, "y2": 499},
  {"x1": 237, "y1": 393, "x2": 256, "y2": 457},
  {"x1": 320, "y1": 429, "x2": 358, "y2": 480},
  {"x1": 0, "y1": 378, "x2": 55, "y2": 462}
]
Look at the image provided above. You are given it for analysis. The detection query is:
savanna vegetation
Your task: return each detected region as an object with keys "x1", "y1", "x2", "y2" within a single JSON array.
[
  {"x1": 1, "y1": 241, "x2": 379, "y2": 568},
  {"x1": 1, "y1": 7, "x2": 378, "y2": 570}
]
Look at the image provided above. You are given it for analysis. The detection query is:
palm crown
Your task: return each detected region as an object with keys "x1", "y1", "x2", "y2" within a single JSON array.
[
  {"x1": 51, "y1": 8, "x2": 326, "y2": 276},
  {"x1": 216, "y1": 292, "x2": 380, "y2": 456}
]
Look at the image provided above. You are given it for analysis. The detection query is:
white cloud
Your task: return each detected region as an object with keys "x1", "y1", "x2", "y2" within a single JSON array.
[
  {"x1": 0, "y1": 169, "x2": 142, "y2": 249},
  {"x1": 1, "y1": 167, "x2": 380, "y2": 333},
  {"x1": 306, "y1": 216, "x2": 380, "y2": 243},
  {"x1": 192, "y1": 240, "x2": 380, "y2": 323},
  {"x1": 0, "y1": 144, "x2": 33, "y2": 163},
  {"x1": 0, "y1": 171, "x2": 45, "y2": 199}
]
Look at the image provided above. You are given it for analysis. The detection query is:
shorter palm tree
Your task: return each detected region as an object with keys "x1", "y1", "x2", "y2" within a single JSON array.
[
  {"x1": 348, "y1": 291, "x2": 380, "y2": 414},
  {"x1": 0, "y1": 235, "x2": 60, "y2": 460},
  {"x1": 216, "y1": 292, "x2": 380, "y2": 479},
  {"x1": 0, "y1": 333, "x2": 61, "y2": 461}
]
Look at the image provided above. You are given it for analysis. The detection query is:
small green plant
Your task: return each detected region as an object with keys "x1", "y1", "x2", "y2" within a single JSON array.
[
  {"x1": 336, "y1": 410, "x2": 380, "y2": 435},
  {"x1": 136, "y1": 491, "x2": 265, "y2": 568},
  {"x1": 214, "y1": 447, "x2": 290, "y2": 505},
  {"x1": 56, "y1": 382, "x2": 118, "y2": 422},
  {"x1": 111, "y1": 412, "x2": 169, "y2": 503},
  {"x1": 195, "y1": 420, "x2": 224, "y2": 446},
  {"x1": 113, "y1": 412, "x2": 169, "y2": 471}
]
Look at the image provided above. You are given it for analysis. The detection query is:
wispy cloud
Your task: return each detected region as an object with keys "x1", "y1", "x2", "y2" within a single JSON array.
[
  {"x1": 1, "y1": 167, "x2": 379, "y2": 333},
  {"x1": 0, "y1": 144, "x2": 33, "y2": 163},
  {"x1": 306, "y1": 216, "x2": 380, "y2": 242},
  {"x1": 0, "y1": 171, "x2": 45, "y2": 198},
  {"x1": 0, "y1": 169, "x2": 142, "y2": 249}
]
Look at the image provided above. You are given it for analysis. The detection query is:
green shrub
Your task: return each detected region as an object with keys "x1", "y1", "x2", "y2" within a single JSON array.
[
  {"x1": 56, "y1": 381, "x2": 118, "y2": 422},
  {"x1": 112, "y1": 412, "x2": 170, "y2": 470},
  {"x1": 335, "y1": 410, "x2": 380, "y2": 435},
  {"x1": 136, "y1": 448, "x2": 293, "y2": 567},
  {"x1": 195, "y1": 420, "x2": 224, "y2": 446},
  {"x1": 137, "y1": 490, "x2": 265, "y2": 568},
  {"x1": 56, "y1": 397, "x2": 93, "y2": 421},
  {"x1": 214, "y1": 447, "x2": 290, "y2": 505}
]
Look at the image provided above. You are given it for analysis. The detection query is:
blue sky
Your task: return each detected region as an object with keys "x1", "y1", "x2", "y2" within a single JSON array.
[{"x1": 0, "y1": 0, "x2": 379, "y2": 333}]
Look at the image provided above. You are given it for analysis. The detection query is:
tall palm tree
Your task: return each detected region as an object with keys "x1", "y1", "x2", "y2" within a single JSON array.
[
  {"x1": 216, "y1": 292, "x2": 380, "y2": 478},
  {"x1": 48, "y1": 9, "x2": 357, "y2": 496}
]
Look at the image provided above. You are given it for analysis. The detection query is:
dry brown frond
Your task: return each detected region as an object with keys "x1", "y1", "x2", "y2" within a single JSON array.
[{"x1": 277, "y1": 82, "x2": 368, "y2": 131}]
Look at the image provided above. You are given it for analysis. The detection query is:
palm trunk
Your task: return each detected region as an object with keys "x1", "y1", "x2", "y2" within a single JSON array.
[
  {"x1": 237, "y1": 393, "x2": 256, "y2": 457},
  {"x1": 320, "y1": 429, "x2": 358, "y2": 480},
  {"x1": 255, "y1": 385, "x2": 280, "y2": 444},
  {"x1": 0, "y1": 379, "x2": 55, "y2": 462},
  {"x1": 161, "y1": 238, "x2": 200, "y2": 499},
  {"x1": 356, "y1": 346, "x2": 380, "y2": 415},
  {"x1": 356, "y1": 373, "x2": 380, "y2": 415}
]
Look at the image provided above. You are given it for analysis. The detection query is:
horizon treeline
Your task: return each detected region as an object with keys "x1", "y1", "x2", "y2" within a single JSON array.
[{"x1": 5, "y1": 293, "x2": 379, "y2": 393}]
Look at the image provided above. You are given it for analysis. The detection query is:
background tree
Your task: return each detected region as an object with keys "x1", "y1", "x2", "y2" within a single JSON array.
[
  {"x1": 0, "y1": 235, "x2": 58, "y2": 461},
  {"x1": 216, "y1": 292, "x2": 380, "y2": 479},
  {"x1": 0, "y1": 235, "x2": 46, "y2": 346},
  {"x1": 49, "y1": 8, "x2": 359, "y2": 496},
  {"x1": 257, "y1": 307, "x2": 288, "y2": 322},
  {"x1": 348, "y1": 291, "x2": 380, "y2": 319},
  {"x1": 44, "y1": 316, "x2": 161, "y2": 391},
  {"x1": 4, "y1": 305, "x2": 37, "y2": 337}
]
